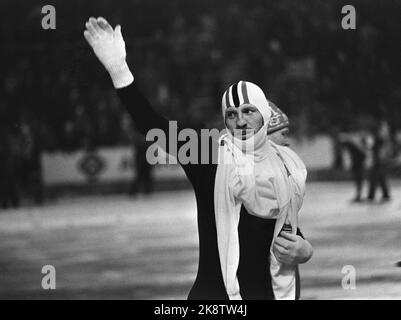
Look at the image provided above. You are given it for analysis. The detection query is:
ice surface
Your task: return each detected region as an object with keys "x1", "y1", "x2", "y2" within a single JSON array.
[{"x1": 0, "y1": 181, "x2": 400, "y2": 299}]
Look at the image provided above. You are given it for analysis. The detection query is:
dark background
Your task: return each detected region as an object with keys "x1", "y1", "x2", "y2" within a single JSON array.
[{"x1": 1, "y1": 0, "x2": 401, "y2": 152}]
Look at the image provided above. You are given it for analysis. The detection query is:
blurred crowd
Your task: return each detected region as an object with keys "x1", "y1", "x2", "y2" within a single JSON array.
[
  {"x1": 1, "y1": 0, "x2": 401, "y2": 206},
  {"x1": 336, "y1": 121, "x2": 401, "y2": 203}
]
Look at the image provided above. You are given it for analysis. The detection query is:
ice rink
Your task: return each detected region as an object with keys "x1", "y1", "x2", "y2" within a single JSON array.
[{"x1": 0, "y1": 181, "x2": 400, "y2": 300}]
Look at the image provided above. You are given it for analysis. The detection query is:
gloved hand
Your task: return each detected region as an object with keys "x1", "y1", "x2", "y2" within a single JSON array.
[{"x1": 84, "y1": 17, "x2": 134, "y2": 88}]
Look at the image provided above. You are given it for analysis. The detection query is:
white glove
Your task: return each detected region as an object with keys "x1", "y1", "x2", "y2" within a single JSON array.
[{"x1": 84, "y1": 17, "x2": 134, "y2": 88}]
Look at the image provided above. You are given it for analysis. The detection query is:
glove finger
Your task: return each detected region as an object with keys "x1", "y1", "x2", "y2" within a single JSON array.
[
  {"x1": 83, "y1": 30, "x2": 95, "y2": 47},
  {"x1": 85, "y1": 21, "x2": 98, "y2": 39},
  {"x1": 97, "y1": 17, "x2": 114, "y2": 35},
  {"x1": 89, "y1": 17, "x2": 106, "y2": 39},
  {"x1": 114, "y1": 24, "x2": 122, "y2": 39},
  {"x1": 89, "y1": 17, "x2": 102, "y2": 33}
]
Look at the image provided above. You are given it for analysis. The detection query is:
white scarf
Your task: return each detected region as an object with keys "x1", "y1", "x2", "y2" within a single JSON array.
[{"x1": 214, "y1": 125, "x2": 307, "y2": 300}]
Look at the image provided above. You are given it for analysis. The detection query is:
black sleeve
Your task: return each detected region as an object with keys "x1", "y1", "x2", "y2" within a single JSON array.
[
  {"x1": 117, "y1": 83, "x2": 169, "y2": 136},
  {"x1": 116, "y1": 82, "x2": 203, "y2": 183},
  {"x1": 295, "y1": 228, "x2": 304, "y2": 299}
]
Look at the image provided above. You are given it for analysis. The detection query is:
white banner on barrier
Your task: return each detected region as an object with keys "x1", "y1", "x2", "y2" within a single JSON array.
[
  {"x1": 290, "y1": 135, "x2": 334, "y2": 170},
  {"x1": 41, "y1": 136, "x2": 334, "y2": 186},
  {"x1": 41, "y1": 146, "x2": 186, "y2": 186}
]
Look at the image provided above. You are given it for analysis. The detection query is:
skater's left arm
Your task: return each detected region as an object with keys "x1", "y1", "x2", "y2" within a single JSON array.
[{"x1": 273, "y1": 231, "x2": 313, "y2": 265}]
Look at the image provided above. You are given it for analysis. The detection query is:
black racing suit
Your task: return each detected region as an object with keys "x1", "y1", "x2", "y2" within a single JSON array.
[{"x1": 117, "y1": 83, "x2": 305, "y2": 300}]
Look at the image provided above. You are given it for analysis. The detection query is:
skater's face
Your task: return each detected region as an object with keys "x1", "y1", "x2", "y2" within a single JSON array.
[
  {"x1": 268, "y1": 127, "x2": 290, "y2": 146},
  {"x1": 225, "y1": 104, "x2": 264, "y2": 140}
]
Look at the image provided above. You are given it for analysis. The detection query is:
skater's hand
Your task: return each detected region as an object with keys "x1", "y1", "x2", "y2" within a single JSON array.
[
  {"x1": 84, "y1": 17, "x2": 126, "y2": 72},
  {"x1": 273, "y1": 232, "x2": 313, "y2": 265},
  {"x1": 84, "y1": 17, "x2": 133, "y2": 88}
]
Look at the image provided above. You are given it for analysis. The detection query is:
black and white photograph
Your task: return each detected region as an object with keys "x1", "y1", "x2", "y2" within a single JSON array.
[{"x1": 1, "y1": 0, "x2": 401, "y2": 307}]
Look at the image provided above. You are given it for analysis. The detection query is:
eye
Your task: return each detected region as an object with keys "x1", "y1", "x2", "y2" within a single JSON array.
[
  {"x1": 226, "y1": 111, "x2": 236, "y2": 119},
  {"x1": 243, "y1": 109, "x2": 254, "y2": 115}
]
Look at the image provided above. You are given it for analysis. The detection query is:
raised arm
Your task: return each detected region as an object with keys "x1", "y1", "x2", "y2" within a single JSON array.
[
  {"x1": 83, "y1": 17, "x2": 210, "y2": 181},
  {"x1": 83, "y1": 17, "x2": 169, "y2": 134}
]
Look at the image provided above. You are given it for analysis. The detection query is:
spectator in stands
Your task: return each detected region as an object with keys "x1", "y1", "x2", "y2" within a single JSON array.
[
  {"x1": 339, "y1": 131, "x2": 372, "y2": 202},
  {"x1": 0, "y1": 130, "x2": 20, "y2": 209},
  {"x1": 120, "y1": 113, "x2": 154, "y2": 195},
  {"x1": 368, "y1": 121, "x2": 392, "y2": 202},
  {"x1": 19, "y1": 119, "x2": 45, "y2": 204}
]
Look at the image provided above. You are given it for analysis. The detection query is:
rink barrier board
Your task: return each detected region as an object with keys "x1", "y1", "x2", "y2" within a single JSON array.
[{"x1": 40, "y1": 135, "x2": 335, "y2": 187}]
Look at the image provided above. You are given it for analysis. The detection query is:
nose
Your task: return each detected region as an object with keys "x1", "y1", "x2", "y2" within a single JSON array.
[{"x1": 236, "y1": 114, "x2": 246, "y2": 128}]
